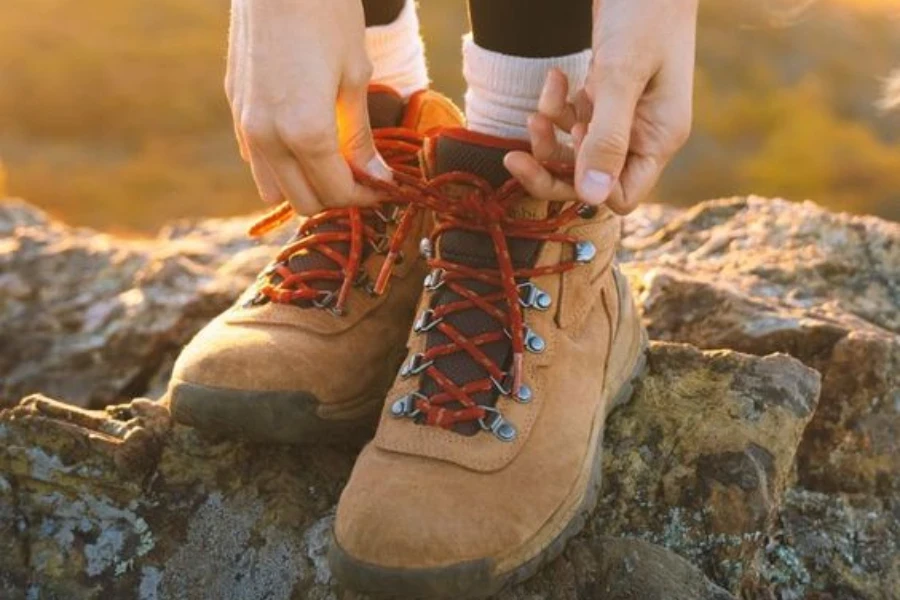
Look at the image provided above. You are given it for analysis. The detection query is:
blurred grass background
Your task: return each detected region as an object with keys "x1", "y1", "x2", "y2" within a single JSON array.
[{"x1": 0, "y1": 0, "x2": 897, "y2": 233}]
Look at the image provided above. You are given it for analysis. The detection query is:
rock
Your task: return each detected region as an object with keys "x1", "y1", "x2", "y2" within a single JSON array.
[
  {"x1": 0, "y1": 342, "x2": 807, "y2": 600},
  {"x1": 619, "y1": 197, "x2": 900, "y2": 500},
  {"x1": 759, "y1": 488, "x2": 900, "y2": 600},
  {"x1": 532, "y1": 537, "x2": 736, "y2": 600},
  {"x1": 2, "y1": 195, "x2": 898, "y2": 599},
  {"x1": 0, "y1": 200, "x2": 289, "y2": 408},
  {"x1": 592, "y1": 344, "x2": 819, "y2": 595}
]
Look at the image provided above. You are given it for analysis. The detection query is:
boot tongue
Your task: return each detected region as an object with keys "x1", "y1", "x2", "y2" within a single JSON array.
[
  {"x1": 420, "y1": 130, "x2": 547, "y2": 435},
  {"x1": 426, "y1": 129, "x2": 547, "y2": 269},
  {"x1": 367, "y1": 86, "x2": 405, "y2": 129},
  {"x1": 429, "y1": 129, "x2": 518, "y2": 188}
]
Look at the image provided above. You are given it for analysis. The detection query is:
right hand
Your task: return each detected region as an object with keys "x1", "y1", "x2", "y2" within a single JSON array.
[{"x1": 226, "y1": 0, "x2": 391, "y2": 215}]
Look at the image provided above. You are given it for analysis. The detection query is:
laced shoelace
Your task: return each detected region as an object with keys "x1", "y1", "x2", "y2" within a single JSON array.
[
  {"x1": 391, "y1": 165, "x2": 596, "y2": 433},
  {"x1": 247, "y1": 128, "x2": 426, "y2": 314}
]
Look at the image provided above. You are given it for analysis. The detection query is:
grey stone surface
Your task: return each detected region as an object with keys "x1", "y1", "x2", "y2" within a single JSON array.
[{"x1": 2, "y1": 195, "x2": 898, "y2": 598}]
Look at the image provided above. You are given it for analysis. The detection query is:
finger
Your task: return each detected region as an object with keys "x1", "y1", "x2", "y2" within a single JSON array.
[
  {"x1": 571, "y1": 122, "x2": 587, "y2": 153},
  {"x1": 606, "y1": 94, "x2": 688, "y2": 215},
  {"x1": 265, "y1": 149, "x2": 327, "y2": 216},
  {"x1": 337, "y1": 64, "x2": 392, "y2": 183},
  {"x1": 234, "y1": 121, "x2": 250, "y2": 162},
  {"x1": 606, "y1": 152, "x2": 662, "y2": 215},
  {"x1": 575, "y1": 68, "x2": 646, "y2": 205},
  {"x1": 281, "y1": 90, "x2": 383, "y2": 209},
  {"x1": 527, "y1": 114, "x2": 574, "y2": 163},
  {"x1": 226, "y1": 3, "x2": 249, "y2": 163},
  {"x1": 538, "y1": 69, "x2": 577, "y2": 132},
  {"x1": 504, "y1": 151, "x2": 577, "y2": 202},
  {"x1": 246, "y1": 144, "x2": 284, "y2": 206},
  {"x1": 283, "y1": 123, "x2": 382, "y2": 210},
  {"x1": 528, "y1": 113, "x2": 578, "y2": 163},
  {"x1": 605, "y1": 59, "x2": 693, "y2": 215},
  {"x1": 571, "y1": 88, "x2": 594, "y2": 124}
]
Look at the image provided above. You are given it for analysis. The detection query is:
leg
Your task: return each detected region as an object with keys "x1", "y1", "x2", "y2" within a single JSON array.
[
  {"x1": 362, "y1": 0, "x2": 429, "y2": 97},
  {"x1": 330, "y1": 5, "x2": 647, "y2": 597},
  {"x1": 362, "y1": 0, "x2": 406, "y2": 26},
  {"x1": 468, "y1": 0, "x2": 592, "y2": 58},
  {"x1": 464, "y1": 0, "x2": 593, "y2": 140}
]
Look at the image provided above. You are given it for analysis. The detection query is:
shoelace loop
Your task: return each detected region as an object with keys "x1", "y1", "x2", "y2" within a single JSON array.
[
  {"x1": 396, "y1": 164, "x2": 593, "y2": 431},
  {"x1": 247, "y1": 128, "x2": 425, "y2": 314}
]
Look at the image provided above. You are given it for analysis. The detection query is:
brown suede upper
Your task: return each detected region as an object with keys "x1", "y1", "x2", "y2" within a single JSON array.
[
  {"x1": 333, "y1": 130, "x2": 645, "y2": 574},
  {"x1": 168, "y1": 89, "x2": 465, "y2": 416}
]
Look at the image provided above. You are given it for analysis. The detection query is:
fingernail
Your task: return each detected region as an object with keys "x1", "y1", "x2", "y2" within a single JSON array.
[
  {"x1": 366, "y1": 156, "x2": 393, "y2": 182},
  {"x1": 261, "y1": 191, "x2": 282, "y2": 205},
  {"x1": 580, "y1": 170, "x2": 613, "y2": 204}
]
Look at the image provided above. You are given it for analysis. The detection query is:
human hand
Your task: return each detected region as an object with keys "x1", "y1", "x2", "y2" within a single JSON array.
[
  {"x1": 226, "y1": 0, "x2": 391, "y2": 215},
  {"x1": 505, "y1": 0, "x2": 698, "y2": 214}
]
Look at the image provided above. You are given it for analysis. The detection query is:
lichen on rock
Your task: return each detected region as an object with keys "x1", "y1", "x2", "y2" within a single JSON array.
[{"x1": 2, "y1": 195, "x2": 898, "y2": 599}]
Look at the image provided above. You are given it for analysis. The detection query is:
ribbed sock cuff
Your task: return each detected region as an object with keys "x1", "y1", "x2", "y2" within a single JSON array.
[
  {"x1": 364, "y1": 0, "x2": 430, "y2": 98},
  {"x1": 463, "y1": 34, "x2": 591, "y2": 141}
]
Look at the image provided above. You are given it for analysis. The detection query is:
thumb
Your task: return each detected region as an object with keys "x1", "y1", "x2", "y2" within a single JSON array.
[
  {"x1": 575, "y1": 75, "x2": 642, "y2": 205},
  {"x1": 337, "y1": 72, "x2": 392, "y2": 182}
]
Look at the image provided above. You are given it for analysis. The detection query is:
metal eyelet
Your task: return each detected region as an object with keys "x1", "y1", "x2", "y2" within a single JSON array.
[
  {"x1": 413, "y1": 309, "x2": 443, "y2": 333},
  {"x1": 478, "y1": 407, "x2": 517, "y2": 442},
  {"x1": 424, "y1": 268, "x2": 445, "y2": 290},
  {"x1": 390, "y1": 392, "x2": 426, "y2": 419},
  {"x1": 369, "y1": 235, "x2": 389, "y2": 254},
  {"x1": 490, "y1": 373, "x2": 514, "y2": 396},
  {"x1": 400, "y1": 353, "x2": 434, "y2": 378},
  {"x1": 524, "y1": 328, "x2": 546, "y2": 354},
  {"x1": 243, "y1": 292, "x2": 268, "y2": 308},
  {"x1": 574, "y1": 240, "x2": 597, "y2": 263},
  {"x1": 491, "y1": 374, "x2": 533, "y2": 404},
  {"x1": 313, "y1": 290, "x2": 345, "y2": 316},
  {"x1": 313, "y1": 290, "x2": 336, "y2": 308},
  {"x1": 354, "y1": 272, "x2": 377, "y2": 296},
  {"x1": 577, "y1": 204, "x2": 599, "y2": 219},
  {"x1": 518, "y1": 282, "x2": 552, "y2": 311},
  {"x1": 374, "y1": 204, "x2": 402, "y2": 224},
  {"x1": 514, "y1": 383, "x2": 533, "y2": 404},
  {"x1": 419, "y1": 237, "x2": 434, "y2": 259}
]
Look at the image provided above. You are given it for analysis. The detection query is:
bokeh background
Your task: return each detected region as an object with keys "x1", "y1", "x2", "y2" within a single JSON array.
[{"x1": 0, "y1": 0, "x2": 898, "y2": 234}]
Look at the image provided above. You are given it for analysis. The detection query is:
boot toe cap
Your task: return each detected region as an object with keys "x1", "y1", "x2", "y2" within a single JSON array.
[
  {"x1": 166, "y1": 315, "x2": 381, "y2": 443},
  {"x1": 333, "y1": 444, "x2": 529, "y2": 571}
]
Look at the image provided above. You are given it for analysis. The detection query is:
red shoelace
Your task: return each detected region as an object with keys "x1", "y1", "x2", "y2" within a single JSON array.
[
  {"x1": 247, "y1": 128, "x2": 425, "y2": 314},
  {"x1": 396, "y1": 165, "x2": 589, "y2": 429}
]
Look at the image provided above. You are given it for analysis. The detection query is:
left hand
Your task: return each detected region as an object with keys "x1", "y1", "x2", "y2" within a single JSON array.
[{"x1": 505, "y1": 0, "x2": 698, "y2": 215}]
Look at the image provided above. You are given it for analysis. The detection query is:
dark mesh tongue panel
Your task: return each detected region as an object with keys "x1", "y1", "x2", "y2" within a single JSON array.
[
  {"x1": 431, "y1": 135, "x2": 514, "y2": 188},
  {"x1": 421, "y1": 134, "x2": 543, "y2": 435},
  {"x1": 276, "y1": 88, "x2": 406, "y2": 297},
  {"x1": 368, "y1": 89, "x2": 405, "y2": 129}
]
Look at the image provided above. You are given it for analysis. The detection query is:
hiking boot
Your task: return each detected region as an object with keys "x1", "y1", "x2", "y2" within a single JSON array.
[
  {"x1": 166, "y1": 87, "x2": 464, "y2": 445},
  {"x1": 329, "y1": 128, "x2": 648, "y2": 598}
]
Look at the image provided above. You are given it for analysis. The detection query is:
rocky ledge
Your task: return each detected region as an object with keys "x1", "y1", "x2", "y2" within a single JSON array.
[{"x1": 0, "y1": 196, "x2": 897, "y2": 600}]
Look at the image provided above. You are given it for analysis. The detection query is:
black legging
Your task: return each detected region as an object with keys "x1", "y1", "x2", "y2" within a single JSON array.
[{"x1": 362, "y1": 0, "x2": 592, "y2": 57}]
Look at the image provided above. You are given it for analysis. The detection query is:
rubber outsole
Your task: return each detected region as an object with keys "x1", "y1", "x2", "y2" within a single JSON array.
[
  {"x1": 167, "y1": 382, "x2": 381, "y2": 445},
  {"x1": 328, "y1": 332, "x2": 649, "y2": 599}
]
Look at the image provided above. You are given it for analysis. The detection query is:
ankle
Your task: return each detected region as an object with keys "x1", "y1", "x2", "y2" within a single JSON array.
[
  {"x1": 365, "y1": 0, "x2": 430, "y2": 98},
  {"x1": 462, "y1": 35, "x2": 591, "y2": 141}
]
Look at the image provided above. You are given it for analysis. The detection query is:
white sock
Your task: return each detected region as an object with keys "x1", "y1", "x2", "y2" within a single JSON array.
[
  {"x1": 463, "y1": 34, "x2": 592, "y2": 141},
  {"x1": 364, "y1": 0, "x2": 429, "y2": 98}
]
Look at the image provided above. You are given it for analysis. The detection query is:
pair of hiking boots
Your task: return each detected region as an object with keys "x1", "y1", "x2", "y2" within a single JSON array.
[{"x1": 166, "y1": 86, "x2": 646, "y2": 599}]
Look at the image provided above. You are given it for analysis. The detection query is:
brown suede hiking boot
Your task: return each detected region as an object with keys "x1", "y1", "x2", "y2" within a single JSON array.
[
  {"x1": 330, "y1": 129, "x2": 648, "y2": 598},
  {"x1": 166, "y1": 87, "x2": 464, "y2": 445}
]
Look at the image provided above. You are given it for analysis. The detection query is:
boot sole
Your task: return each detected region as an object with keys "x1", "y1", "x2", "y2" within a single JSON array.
[
  {"x1": 167, "y1": 381, "x2": 381, "y2": 445},
  {"x1": 328, "y1": 326, "x2": 649, "y2": 599}
]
